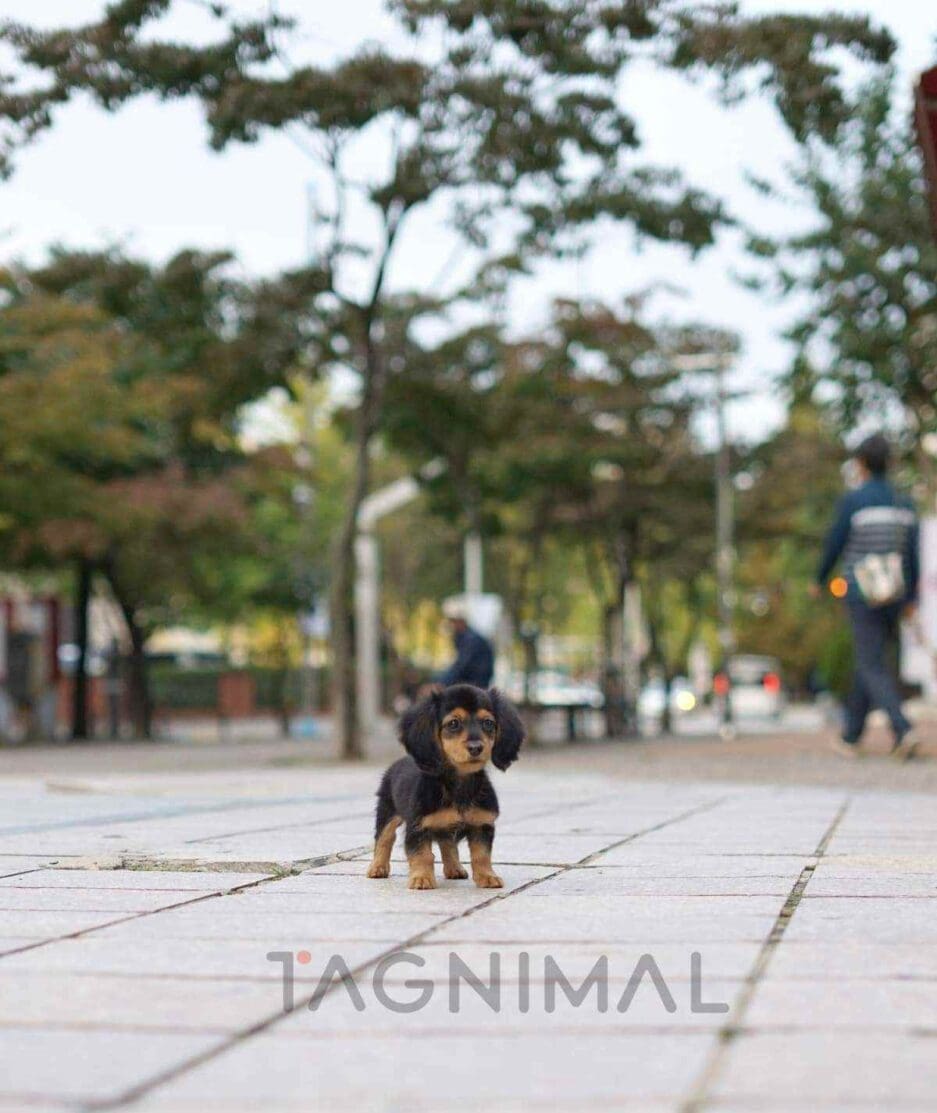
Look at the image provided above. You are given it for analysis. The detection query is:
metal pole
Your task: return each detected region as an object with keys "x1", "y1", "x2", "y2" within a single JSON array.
[
  {"x1": 353, "y1": 458, "x2": 447, "y2": 746},
  {"x1": 464, "y1": 532, "x2": 483, "y2": 599},
  {"x1": 354, "y1": 531, "x2": 381, "y2": 739},
  {"x1": 715, "y1": 364, "x2": 735, "y2": 738}
]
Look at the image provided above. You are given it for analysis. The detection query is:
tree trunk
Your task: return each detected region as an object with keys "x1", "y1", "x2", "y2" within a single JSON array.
[
  {"x1": 329, "y1": 317, "x2": 389, "y2": 760},
  {"x1": 125, "y1": 611, "x2": 151, "y2": 740},
  {"x1": 328, "y1": 210, "x2": 406, "y2": 760},
  {"x1": 660, "y1": 670, "x2": 674, "y2": 736},
  {"x1": 601, "y1": 601, "x2": 626, "y2": 738},
  {"x1": 105, "y1": 568, "x2": 152, "y2": 740},
  {"x1": 71, "y1": 558, "x2": 93, "y2": 741},
  {"x1": 277, "y1": 668, "x2": 292, "y2": 738}
]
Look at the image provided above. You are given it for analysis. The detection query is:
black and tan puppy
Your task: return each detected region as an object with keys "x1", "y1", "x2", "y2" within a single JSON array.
[{"x1": 366, "y1": 684, "x2": 525, "y2": 890}]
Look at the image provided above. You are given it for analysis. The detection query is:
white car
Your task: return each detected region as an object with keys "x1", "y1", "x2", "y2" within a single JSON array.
[
  {"x1": 638, "y1": 676, "x2": 698, "y2": 720},
  {"x1": 717, "y1": 655, "x2": 785, "y2": 719},
  {"x1": 504, "y1": 671, "x2": 604, "y2": 708}
]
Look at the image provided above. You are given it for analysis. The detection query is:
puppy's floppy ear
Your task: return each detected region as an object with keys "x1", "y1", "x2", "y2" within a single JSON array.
[
  {"x1": 399, "y1": 692, "x2": 441, "y2": 773},
  {"x1": 489, "y1": 688, "x2": 526, "y2": 771}
]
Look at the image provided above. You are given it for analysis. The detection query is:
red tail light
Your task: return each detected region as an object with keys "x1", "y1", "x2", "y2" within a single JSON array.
[
  {"x1": 713, "y1": 673, "x2": 730, "y2": 696},
  {"x1": 763, "y1": 672, "x2": 781, "y2": 693}
]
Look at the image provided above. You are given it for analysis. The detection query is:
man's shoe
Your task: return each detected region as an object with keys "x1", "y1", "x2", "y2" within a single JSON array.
[
  {"x1": 892, "y1": 729, "x2": 919, "y2": 762},
  {"x1": 829, "y1": 735, "x2": 861, "y2": 759}
]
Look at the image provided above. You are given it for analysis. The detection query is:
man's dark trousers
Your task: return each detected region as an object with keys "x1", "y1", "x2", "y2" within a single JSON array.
[{"x1": 844, "y1": 599, "x2": 910, "y2": 744}]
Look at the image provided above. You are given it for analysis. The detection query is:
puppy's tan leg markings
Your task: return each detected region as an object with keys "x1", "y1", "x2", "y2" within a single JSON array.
[
  {"x1": 420, "y1": 807, "x2": 462, "y2": 830},
  {"x1": 462, "y1": 807, "x2": 498, "y2": 827},
  {"x1": 439, "y1": 838, "x2": 468, "y2": 880},
  {"x1": 367, "y1": 816, "x2": 401, "y2": 879},
  {"x1": 407, "y1": 842, "x2": 437, "y2": 890},
  {"x1": 469, "y1": 835, "x2": 502, "y2": 889}
]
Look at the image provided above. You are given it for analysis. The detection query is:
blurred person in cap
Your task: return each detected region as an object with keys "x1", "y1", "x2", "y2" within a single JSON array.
[
  {"x1": 438, "y1": 599, "x2": 495, "y2": 688},
  {"x1": 812, "y1": 434, "x2": 920, "y2": 759}
]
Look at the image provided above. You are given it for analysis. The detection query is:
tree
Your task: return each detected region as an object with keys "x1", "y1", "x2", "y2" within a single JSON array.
[
  {"x1": 745, "y1": 73, "x2": 937, "y2": 473},
  {"x1": 383, "y1": 297, "x2": 734, "y2": 733},
  {"x1": 0, "y1": 248, "x2": 320, "y2": 736},
  {"x1": 733, "y1": 399, "x2": 847, "y2": 689},
  {"x1": 0, "y1": 0, "x2": 894, "y2": 754},
  {"x1": 0, "y1": 291, "x2": 164, "y2": 736}
]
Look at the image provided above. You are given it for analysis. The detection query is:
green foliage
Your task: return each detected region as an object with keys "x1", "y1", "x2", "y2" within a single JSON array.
[
  {"x1": 733, "y1": 401, "x2": 847, "y2": 686},
  {"x1": 383, "y1": 297, "x2": 733, "y2": 689},
  {"x1": 746, "y1": 73, "x2": 937, "y2": 443}
]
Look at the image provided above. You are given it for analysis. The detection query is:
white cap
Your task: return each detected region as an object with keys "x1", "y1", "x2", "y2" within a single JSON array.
[{"x1": 442, "y1": 598, "x2": 469, "y2": 621}]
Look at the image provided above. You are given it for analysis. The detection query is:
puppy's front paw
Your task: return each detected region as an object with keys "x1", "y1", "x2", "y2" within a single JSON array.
[
  {"x1": 408, "y1": 873, "x2": 436, "y2": 890},
  {"x1": 444, "y1": 865, "x2": 469, "y2": 880},
  {"x1": 474, "y1": 872, "x2": 503, "y2": 889},
  {"x1": 366, "y1": 862, "x2": 389, "y2": 879}
]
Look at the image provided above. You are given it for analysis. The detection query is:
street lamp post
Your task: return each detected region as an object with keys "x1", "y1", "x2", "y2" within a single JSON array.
[
  {"x1": 354, "y1": 459, "x2": 446, "y2": 741},
  {"x1": 671, "y1": 350, "x2": 737, "y2": 739},
  {"x1": 714, "y1": 362, "x2": 736, "y2": 739}
]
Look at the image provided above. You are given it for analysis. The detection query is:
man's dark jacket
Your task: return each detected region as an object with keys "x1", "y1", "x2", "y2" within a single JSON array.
[
  {"x1": 816, "y1": 477, "x2": 920, "y2": 604},
  {"x1": 440, "y1": 626, "x2": 494, "y2": 688}
]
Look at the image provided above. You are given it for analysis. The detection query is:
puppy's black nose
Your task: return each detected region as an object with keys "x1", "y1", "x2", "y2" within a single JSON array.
[{"x1": 466, "y1": 741, "x2": 484, "y2": 758}]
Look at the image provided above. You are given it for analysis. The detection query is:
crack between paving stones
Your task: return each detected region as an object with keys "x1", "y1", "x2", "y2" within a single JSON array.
[
  {"x1": 0, "y1": 846, "x2": 370, "y2": 962},
  {"x1": 0, "y1": 868, "x2": 46, "y2": 882},
  {"x1": 678, "y1": 796, "x2": 852, "y2": 1113},
  {"x1": 83, "y1": 793, "x2": 730, "y2": 1113}
]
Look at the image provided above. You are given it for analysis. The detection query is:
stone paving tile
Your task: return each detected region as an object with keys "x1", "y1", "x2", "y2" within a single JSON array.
[
  {"x1": 0, "y1": 858, "x2": 48, "y2": 879},
  {"x1": 529, "y1": 869, "x2": 795, "y2": 897},
  {"x1": 807, "y1": 872, "x2": 937, "y2": 897},
  {"x1": 496, "y1": 892, "x2": 785, "y2": 916},
  {"x1": 783, "y1": 897, "x2": 937, "y2": 943},
  {"x1": 0, "y1": 1027, "x2": 222, "y2": 1104},
  {"x1": 817, "y1": 855, "x2": 937, "y2": 873},
  {"x1": 428, "y1": 908, "x2": 778, "y2": 944},
  {"x1": 589, "y1": 843, "x2": 814, "y2": 867},
  {"x1": 712, "y1": 1032, "x2": 937, "y2": 1106},
  {"x1": 3, "y1": 770, "x2": 936, "y2": 1110},
  {"x1": 766, "y1": 942, "x2": 937, "y2": 981},
  {"x1": 0, "y1": 1101, "x2": 73, "y2": 1112},
  {"x1": 0, "y1": 909, "x2": 132, "y2": 938},
  {"x1": 90, "y1": 908, "x2": 442, "y2": 943},
  {"x1": 271, "y1": 974, "x2": 744, "y2": 1034},
  {"x1": 378, "y1": 941, "x2": 762, "y2": 982},
  {"x1": 230, "y1": 886, "x2": 519, "y2": 915},
  {"x1": 0, "y1": 937, "x2": 385, "y2": 979},
  {"x1": 824, "y1": 840, "x2": 937, "y2": 857},
  {"x1": 0, "y1": 828, "x2": 368, "y2": 862},
  {"x1": 132, "y1": 1031, "x2": 716, "y2": 1109},
  {"x1": 269, "y1": 863, "x2": 555, "y2": 893},
  {"x1": 744, "y1": 979, "x2": 937, "y2": 1030},
  {"x1": 381, "y1": 832, "x2": 627, "y2": 866},
  {"x1": 0, "y1": 868, "x2": 270, "y2": 890},
  {"x1": 565, "y1": 856, "x2": 811, "y2": 874},
  {"x1": 0, "y1": 888, "x2": 212, "y2": 913},
  {"x1": 0, "y1": 972, "x2": 289, "y2": 1031},
  {"x1": 278, "y1": 859, "x2": 383, "y2": 875},
  {"x1": 0, "y1": 937, "x2": 46, "y2": 956}
]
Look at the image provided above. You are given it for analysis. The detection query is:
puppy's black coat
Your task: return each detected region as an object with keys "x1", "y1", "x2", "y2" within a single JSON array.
[{"x1": 367, "y1": 684, "x2": 525, "y2": 889}]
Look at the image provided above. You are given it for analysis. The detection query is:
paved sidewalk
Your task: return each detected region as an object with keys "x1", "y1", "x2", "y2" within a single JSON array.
[{"x1": 0, "y1": 749, "x2": 936, "y2": 1110}]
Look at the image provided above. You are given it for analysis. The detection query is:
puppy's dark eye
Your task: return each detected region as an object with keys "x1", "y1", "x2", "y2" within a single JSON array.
[
  {"x1": 444, "y1": 719, "x2": 462, "y2": 732},
  {"x1": 480, "y1": 719, "x2": 496, "y2": 734}
]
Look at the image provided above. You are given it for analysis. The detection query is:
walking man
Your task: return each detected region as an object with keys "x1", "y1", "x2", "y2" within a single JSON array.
[
  {"x1": 813, "y1": 435, "x2": 919, "y2": 758},
  {"x1": 438, "y1": 600, "x2": 495, "y2": 689}
]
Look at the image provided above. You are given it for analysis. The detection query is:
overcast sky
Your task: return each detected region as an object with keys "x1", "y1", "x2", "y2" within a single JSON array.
[{"x1": 1, "y1": 0, "x2": 934, "y2": 445}]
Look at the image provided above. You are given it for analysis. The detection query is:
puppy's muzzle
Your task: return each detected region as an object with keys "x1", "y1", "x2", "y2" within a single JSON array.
[{"x1": 466, "y1": 740, "x2": 484, "y2": 759}]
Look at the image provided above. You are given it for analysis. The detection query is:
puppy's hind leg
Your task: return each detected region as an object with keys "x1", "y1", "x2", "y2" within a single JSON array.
[
  {"x1": 367, "y1": 792, "x2": 400, "y2": 879},
  {"x1": 438, "y1": 835, "x2": 468, "y2": 880}
]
